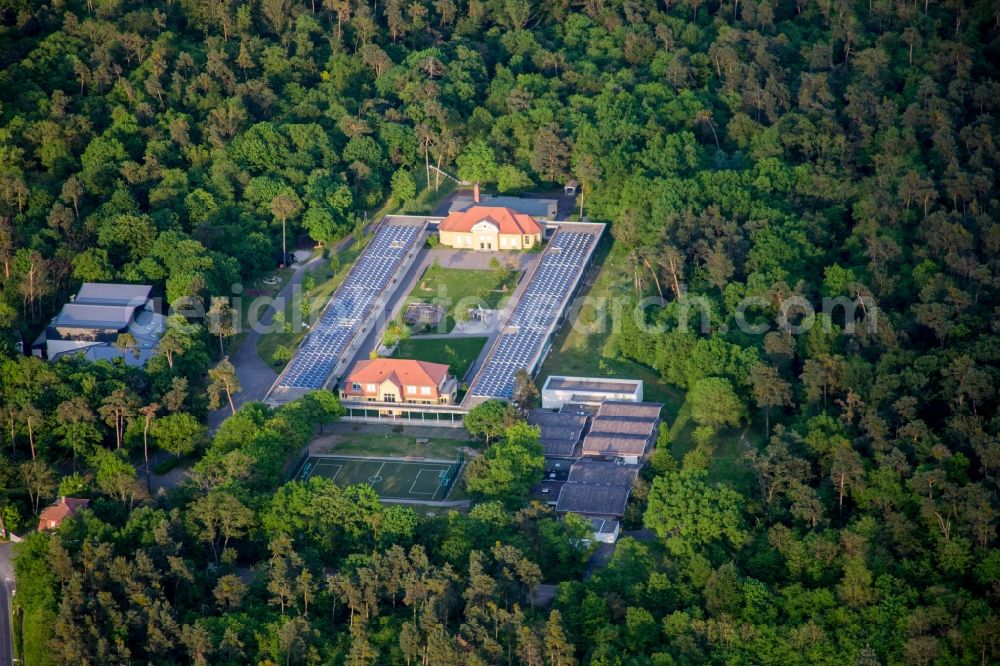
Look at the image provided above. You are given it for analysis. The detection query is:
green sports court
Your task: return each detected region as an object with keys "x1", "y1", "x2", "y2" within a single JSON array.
[{"x1": 296, "y1": 455, "x2": 462, "y2": 501}]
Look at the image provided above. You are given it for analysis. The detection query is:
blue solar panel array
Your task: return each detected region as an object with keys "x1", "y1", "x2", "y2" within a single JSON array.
[
  {"x1": 277, "y1": 224, "x2": 421, "y2": 389},
  {"x1": 469, "y1": 231, "x2": 595, "y2": 398}
]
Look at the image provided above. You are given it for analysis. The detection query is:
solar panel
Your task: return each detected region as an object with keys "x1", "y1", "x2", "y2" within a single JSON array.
[
  {"x1": 469, "y1": 231, "x2": 596, "y2": 398},
  {"x1": 275, "y1": 223, "x2": 421, "y2": 390}
]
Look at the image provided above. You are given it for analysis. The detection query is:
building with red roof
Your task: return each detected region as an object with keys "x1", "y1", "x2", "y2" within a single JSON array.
[
  {"x1": 438, "y1": 205, "x2": 543, "y2": 251},
  {"x1": 340, "y1": 358, "x2": 458, "y2": 405},
  {"x1": 37, "y1": 497, "x2": 90, "y2": 531}
]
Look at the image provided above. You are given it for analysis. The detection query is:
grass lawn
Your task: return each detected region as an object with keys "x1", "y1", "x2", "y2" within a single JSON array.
[
  {"x1": 311, "y1": 430, "x2": 476, "y2": 461},
  {"x1": 391, "y1": 336, "x2": 488, "y2": 381},
  {"x1": 405, "y1": 265, "x2": 519, "y2": 333},
  {"x1": 257, "y1": 232, "x2": 373, "y2": 369},
  {"x1": 664, "y1": 395, "x2": 762, "y2": 494}
]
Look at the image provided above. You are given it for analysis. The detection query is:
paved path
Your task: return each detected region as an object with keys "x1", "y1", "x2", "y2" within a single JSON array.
[
  {"x1": 0, "y1": 541, "x2": 14, "y2": 666},
  {"x1": 381, "y1": 498, "x2": 471, "y2": 507},
  {"x1": 407, "y1": 331, "x2": 495, "y2": 340}
]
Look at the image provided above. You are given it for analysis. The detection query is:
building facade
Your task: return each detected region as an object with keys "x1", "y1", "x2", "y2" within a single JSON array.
[
  {"x1": 437, "y1": 205, "x2": 543, "y2": 251},
  {"x1": 340, "y1": 358, "x2": 458, "y2": 405}
]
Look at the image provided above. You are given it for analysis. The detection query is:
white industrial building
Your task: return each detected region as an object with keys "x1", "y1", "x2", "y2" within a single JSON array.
[{"x1": 541, "y1": 376, "x2": 643, "y2": 409}]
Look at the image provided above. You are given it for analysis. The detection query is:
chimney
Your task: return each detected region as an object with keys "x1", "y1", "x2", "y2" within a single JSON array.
[{"x1": 473, "y1": 182, "x2": 480, "y2": 204}]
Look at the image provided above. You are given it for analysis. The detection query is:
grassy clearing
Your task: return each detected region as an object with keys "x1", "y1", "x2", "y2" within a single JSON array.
[
  {"x1": 401, "y1": 168, "x2": 457, "y2": 215},
  {"x1": 256, "y1": 232, "x2": 373, "y2": 370},
  {"x1": 405, "y1": 265, "x2": 518, "y2": 332},
  {"x1": 665, "y1": 395, "x2": 761, "y2": 494},
  {"x1": 228, "y1": 266, "x2": 295, "y2": 352},
  {"x1": 311, "y1": 431, "x2": 476, "y2": 460},
  {"x1": 391, "y1": 336, "x2": 488, "y2": 381}
]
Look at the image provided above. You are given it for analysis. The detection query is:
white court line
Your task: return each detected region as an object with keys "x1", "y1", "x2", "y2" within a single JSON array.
[
  {"x1": 408, "y1": 468, "x2": 447, "y2": 497},
  {"x1": 369, "y1": 461, "x2": 386, "y2": 484},
  {"x1": 314, "y1": 463, "x2": 343, "y2": 481}
]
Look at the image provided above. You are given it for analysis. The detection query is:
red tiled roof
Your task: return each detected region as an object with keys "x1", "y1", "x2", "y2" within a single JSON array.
[
  {"x1": 344, "y1": 358, "x2": 451, "y2": 399},
  {"x1": 438, "y1": 206, "x2": 542, "y2": 235},
  {"x1": 38, "y1": 497, "x2": 90, "y2": 528}
]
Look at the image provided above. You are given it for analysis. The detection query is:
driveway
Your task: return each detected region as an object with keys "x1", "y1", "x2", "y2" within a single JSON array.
[
  {"x1": 207, "y1": 227, "x2": 374, "y2": 432},
  {"x1": 0, "y1": 541, "x2": 14, "y2": 666}
]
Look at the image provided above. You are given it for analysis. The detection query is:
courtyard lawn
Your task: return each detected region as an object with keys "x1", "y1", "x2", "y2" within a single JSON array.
[
  {"x1": 256, "y1": 231, "x2": 373, "y2": 370},
  {"x1": 391, "y1": 336, "x2": 488, "y2": 381},
  {"x1": 311, "y1": 430, "x2": 477, "y2": 460},
  {"x1": 406, "y1": 265, "x2": 519, "y2": 332}
]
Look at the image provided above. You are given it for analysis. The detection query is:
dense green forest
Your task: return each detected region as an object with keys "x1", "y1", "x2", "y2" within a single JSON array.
[{"x1": 1, "y1": 0, "x2": 999, "y2": 662}]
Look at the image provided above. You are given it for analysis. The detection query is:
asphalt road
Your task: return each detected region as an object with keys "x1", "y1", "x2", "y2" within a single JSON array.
[
  {"x1": 0, "y1": 580, "x2": 10, "y2": 666},
  {"x1": 0, "y1": 541, "x2": 15, "y2": 666}
]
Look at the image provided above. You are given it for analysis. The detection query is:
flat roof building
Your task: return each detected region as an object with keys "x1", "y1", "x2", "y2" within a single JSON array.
[
  {"x1": 556, "y1": 459, "x2": 640, "y2": 522},
  {"x1": 557, "y1": 484, "x2": 633, "y2": 517},
  {"x1": 541, "y1": 376, "x2": 643, "y2": 409},
  {"x1": 33, "y1": 283, "x2": 165, "y2": 366},
  {"x1": 449, "y1": 195, "x2": 558, "y2": 220}
]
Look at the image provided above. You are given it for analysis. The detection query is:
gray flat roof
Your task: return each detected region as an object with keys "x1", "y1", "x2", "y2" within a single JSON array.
[
  {"x1": 546, "y1": 377, "x2": 642, "y2": 393},
  {"x1": 52, "y1": 344, "x2": 156, "y2": 366},
  {"x1": 590, "y1": 518, "x2": 619, "y2": 534},
  {"x1": 582, "y1": 433, "x2": 650, "y2": 457},
  {"x1": 556, "y1": 483, "x2": 632, "y2": 517},
  {"x1": 590, "y1": 416, "x2": 657, "y2": 437},
  {"x1": 528, "y1": 410, "x2": 587, "y2": 457},
  {"x1": 449, "y1": 195, "x2": 558, "y2": 218},
  {"x1": 75, "y1": 283, "x2": 151, "y2": 306},
  {"x1": 560, "y1": 402, "x2": 600, "y2": 416},
  {"x1": 596, "y1": 401, "x2": 663, "y2": 419},
  {"x1": 54, "y1": 303, "x2": 135, "y2": 329},
  {"x1": 567, "y1": 459, "x2": 639, "y2": 486}
]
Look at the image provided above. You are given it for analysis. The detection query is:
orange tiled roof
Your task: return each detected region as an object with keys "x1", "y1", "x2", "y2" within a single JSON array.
[
  {"x1": 438, "y1": 206, "x2": 542, "y2": 235},
  {"x1": 38, "y1": 497, "x2": 90, "y2": 525},
  {"x1": 347, "y1": 358, "x2": 450, "y2": 389}
]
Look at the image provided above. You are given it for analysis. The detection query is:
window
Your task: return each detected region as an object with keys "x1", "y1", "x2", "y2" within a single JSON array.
[
  {"x1": 383, "y1": 394, "x2": 396, "y2": 403},
  {"x1": 367, "y1": 383, "x2": 377, "y2": 392},
  {"x1": 421, "y1": 386, "x2": 431, "y2": 395},
  {"x1": 406, "y1": 385, "x2": 416, "y2": 394},
  {"x1": 352, "y1": 382, "x2": 361, "y2": 391},
  {"x1": 524, "y1": 235, "x2": 531, "y2": 245}
]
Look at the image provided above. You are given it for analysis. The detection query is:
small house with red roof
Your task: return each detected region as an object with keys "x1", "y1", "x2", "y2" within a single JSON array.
[
  {"x1": 37, "y1": 497, "x2": 90, "y2": 531},
  {"x1": 340, "y1": 358, "x2": 458, "y2": 405},
  {"x1": 438, "y1": 205, "x2": 543, "y2": 251}
]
